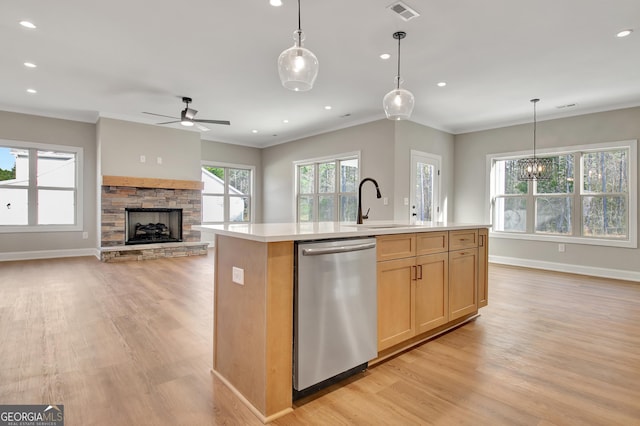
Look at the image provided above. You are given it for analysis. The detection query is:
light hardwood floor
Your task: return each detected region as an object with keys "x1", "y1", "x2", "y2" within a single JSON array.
[{"x1": 1, "y1": 255, "x2": 639, "y2": 425}]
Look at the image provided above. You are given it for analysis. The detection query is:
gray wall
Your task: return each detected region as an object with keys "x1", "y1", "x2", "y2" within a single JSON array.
[
  {"x1": 201, "y1": 140, "x2": 263, "y2": 222},
  {"x1": 262, "y1": 120, "x2": 396, "y2": 223},
  {"x1": 98, "y1": 118, "x2": 201, "y2": 181},
  {"x1": 454, "y1": 106, "x2": 640, "y2": 276},
  {"x1": 0, "y1": 111, "x2": 97, "y2": 255},
  {"x1": 394, "y1": 121, "x2": 455, "y2": 221}
]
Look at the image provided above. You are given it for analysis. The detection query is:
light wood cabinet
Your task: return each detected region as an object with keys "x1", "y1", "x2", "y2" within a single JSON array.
[
  {"x1": 377, "y1": 228, "x2": 487, "y2": 353},
  {"x1": 377, "y1": 232, "x2": 449, "y2": 351},
  {"x1": 415, "y1": 252, "x2": 449, "y2": 334},
  {"x1": 478, "y1": 228, "x2": 489, "y2": 308},
  {"x1": 377, "y1": 257, "x2": 416, "y2": 349}
]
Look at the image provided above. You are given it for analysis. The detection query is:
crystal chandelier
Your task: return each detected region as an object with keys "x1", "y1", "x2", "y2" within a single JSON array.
[{"x1": 518, "y1": 98, "x2": 553, "y2": 180}]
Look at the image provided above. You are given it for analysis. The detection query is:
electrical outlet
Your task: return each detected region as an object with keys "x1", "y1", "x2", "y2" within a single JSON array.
[
  {"x1": 558, "y1": 243, "x2": 566, "y2": 253},
  {"x1": 232, "y1": 267, "x2": 244, "y2": 285},
  {"x1": 82, "y1": 231, "x2": 88, "y2": 239}
]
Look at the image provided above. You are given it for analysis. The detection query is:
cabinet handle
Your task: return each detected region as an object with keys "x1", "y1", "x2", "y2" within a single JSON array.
[
  {"x1": 411, "y1": 265, "x2": 417, "y2": 280},
  {"x1": 417, "y1": 264, "x2": 423, "y2": 279},
  {"x1": 479, "y1": 235, "x2": 484, "y2": 247}
]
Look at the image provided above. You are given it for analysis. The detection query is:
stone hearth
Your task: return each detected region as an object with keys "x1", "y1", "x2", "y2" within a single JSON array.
[{"x1": 100, "y1": 176, "x2": 207, "y2": 261}]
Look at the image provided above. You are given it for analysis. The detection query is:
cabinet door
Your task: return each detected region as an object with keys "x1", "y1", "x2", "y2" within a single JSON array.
[
  {"x1": 377, "y1": 257, "x2": 416, "y2": 351},
  {"x1": 449, "y1": 248, "x2": 478, "y2": 320},
  {"x1": 478, "y1": 228, "x2": 488, "y2": 308},
  {"x1": 415, "y1": 252, "x2": 449, "y2": 334}
]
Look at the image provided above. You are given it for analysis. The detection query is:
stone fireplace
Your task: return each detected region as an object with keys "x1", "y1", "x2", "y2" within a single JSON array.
[{"x1": 100, "y1": 176, "x2": 207, "y2": 262}]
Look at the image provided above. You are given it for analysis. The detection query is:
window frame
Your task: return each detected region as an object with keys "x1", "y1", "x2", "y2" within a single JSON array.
[
  {"x1": 293, "y1": 151, "x2": 361, "y2": 223},
  {"x1": 0, "y1": 139, "x2": 83, "y2": 233},
  {"x1": 201, "y1": 161, "x2": 255, "y2": 224},
  {"x1": 487, "y1": 140, "x2": 637, "y2": 248}
]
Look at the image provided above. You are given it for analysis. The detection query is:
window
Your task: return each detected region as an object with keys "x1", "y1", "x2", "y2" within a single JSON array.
[
  {"x1": 0, "y1": 140, "x2": 83, "y2": 232},
  {"x1": 295, "y1": 154, "x2": 359, "y2": 222},
  {"x1": 489, "y1": 140, "x2": 636, "y2": 247},
  {"x1": 410, "y1": 150, "x2": 441, "y2": 222},
  {"x1": 201, "y1": 163, "x2": 253, "y2": 224}
]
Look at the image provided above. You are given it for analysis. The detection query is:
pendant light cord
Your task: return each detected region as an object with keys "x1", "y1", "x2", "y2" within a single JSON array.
[
  {"x1": 532, "y1": 99, "x2": 538, "y2": 159},
  {"x1": 297, "y1": 0, "x2": 302, "y2": 45},
  {"x1": 396, "y1": 36, "x2": 401, "y2": 89}
]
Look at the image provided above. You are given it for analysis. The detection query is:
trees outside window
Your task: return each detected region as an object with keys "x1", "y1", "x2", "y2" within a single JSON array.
[
  {"x1": 490, "y1": 141, "x2": 635, "y2": 247},
  {"x1": 296, "y1": 155, "x2": 359, "y2": 222}
]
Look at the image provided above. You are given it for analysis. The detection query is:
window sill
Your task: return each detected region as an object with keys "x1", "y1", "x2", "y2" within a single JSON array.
[
  {"x1": 0, "y1": 224, "x2": 83, "y2": 233},
  {"x1": 490, "y1": 230, "x2": 637, "y2": 249}
]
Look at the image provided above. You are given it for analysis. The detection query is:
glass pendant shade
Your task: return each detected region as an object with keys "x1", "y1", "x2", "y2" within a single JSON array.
[
  {"x1": 384, "y1": 31, "x2": 414, "y2": 120},
  {"x1": 383, "y1": 79, "x2": 415, "y2": 120},
  {"x1": 278, "y1": 30, "x2": 318, "y2": 91}
]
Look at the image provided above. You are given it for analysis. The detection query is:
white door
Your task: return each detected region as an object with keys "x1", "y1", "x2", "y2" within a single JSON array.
[{"x1": 410, "y1": 150, "x2": 441, "y2": 222}]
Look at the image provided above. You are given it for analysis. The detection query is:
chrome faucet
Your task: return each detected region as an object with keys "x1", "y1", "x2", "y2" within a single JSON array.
[{"x1": 357, "y1": 178, "x2": 382, "y2": 224}]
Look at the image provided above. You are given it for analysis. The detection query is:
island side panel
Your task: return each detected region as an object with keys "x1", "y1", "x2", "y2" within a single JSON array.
[
  {"x1": 265, "y1": 241, "x2": 294, "y2": 417},
  {"x1": 214, "y1": 235, "x2": 268, "y2": 413},
  {"x1": 213, "y1": 234, "x2": 294, "y2": 419}
]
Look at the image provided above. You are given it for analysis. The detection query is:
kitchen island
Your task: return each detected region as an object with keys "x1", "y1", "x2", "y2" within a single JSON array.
[{"x1": 199, "y1": 221, "x2": 490, "y2": 423}]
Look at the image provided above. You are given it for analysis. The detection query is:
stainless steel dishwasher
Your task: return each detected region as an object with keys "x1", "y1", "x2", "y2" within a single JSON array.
[{"x1": 294, "y1": 237, "x2": 377, "y2": 397}]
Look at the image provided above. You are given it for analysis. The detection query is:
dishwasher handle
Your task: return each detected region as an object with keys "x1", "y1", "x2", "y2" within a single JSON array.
[{"x1": 301, "y1": 242, "x2": 376, "y2": 256}]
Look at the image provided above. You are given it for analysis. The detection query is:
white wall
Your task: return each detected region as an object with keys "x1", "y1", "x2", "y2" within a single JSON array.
[
  {"x1": 0, "y1": 111, "x2": 97, "y2": 258},
  {"x1": 454, "y1": 106, "x2": 640, "y2": 279},
  {"x1": 98, "y1": 118, "x2": 201, "y2": 181},
  {"x1": 262, "y1": 120, "x2": 396, "y2": 223}
]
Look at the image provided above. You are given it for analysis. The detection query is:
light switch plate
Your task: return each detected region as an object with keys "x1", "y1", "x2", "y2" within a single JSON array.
[
  {"x1": 232, "y1": 267, "x2": 244, "y2": 285},
  {"x1": 558, "y1": 243, "x2": 566, "y2": 252},
  {"x1": 140, "y1": 155, "x2": 146, "y2": 163}
]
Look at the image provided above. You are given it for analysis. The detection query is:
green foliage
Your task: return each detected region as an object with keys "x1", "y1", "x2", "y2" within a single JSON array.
[
  {"x1": 204, "y1": 166, "x2": 224, "y2": 180},
  {"x1": 0, "y1": 165, "x2": 16, "y2": 181}
]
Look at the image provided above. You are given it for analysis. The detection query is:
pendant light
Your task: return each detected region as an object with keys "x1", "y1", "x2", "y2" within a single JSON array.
[
  {"x1": 383, "y1": 31, "x2": 414, "y2": 120},
  {"x1": 517, "y1": 98, "x2": 553, "y2": 180},
  {"x1": 277, "y1": 0, "x2": 318, "y2": 92}
]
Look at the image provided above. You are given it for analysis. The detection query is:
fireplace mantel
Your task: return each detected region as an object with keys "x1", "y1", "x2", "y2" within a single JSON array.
[{"x1": 102, "y1": 175, "x2": 204, "y2": 190}]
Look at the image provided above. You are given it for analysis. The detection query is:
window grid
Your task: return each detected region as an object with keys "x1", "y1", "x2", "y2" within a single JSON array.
[
  {"x1": 201, "y1": 165, "x2": 253, "y2": 224},
  {"x1": 296, "y1": 156, "x2": 359, "y2": 223},
  {"x1": 491, "y1": 143, "x2": 634, "y2": 246}
]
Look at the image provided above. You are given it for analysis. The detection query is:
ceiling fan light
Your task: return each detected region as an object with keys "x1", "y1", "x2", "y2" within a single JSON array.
[
  {"x1": 180, "y1": 120, "x2": 194, "y2": 127},
  {"x1": 278, "y1": 30, "x2": 318, "y2": 91},
  {"x1": 383, "y1": 87, "x2": 414, "y2": 120}
]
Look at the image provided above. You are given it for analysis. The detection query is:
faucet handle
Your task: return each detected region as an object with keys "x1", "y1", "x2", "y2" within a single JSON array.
[{"x1": 363, "y1": 208, "x2": 370, "y2": 220}]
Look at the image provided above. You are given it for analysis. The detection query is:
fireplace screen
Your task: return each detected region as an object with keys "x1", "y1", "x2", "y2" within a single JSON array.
[{"x1": 125, "y1": 208, "x2": 182, "y2": 245}]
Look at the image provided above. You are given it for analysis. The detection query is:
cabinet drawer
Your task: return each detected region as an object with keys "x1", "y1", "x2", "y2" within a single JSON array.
[
  {"x1": 449, "y1": 229, "x2": 478, "y2": 250},
  {"x1": 377, "y1": 234, "x2": 416, "y2": 261},
  {"x1": 416, "y1": 231, "x2": 448, "y2": 255}
]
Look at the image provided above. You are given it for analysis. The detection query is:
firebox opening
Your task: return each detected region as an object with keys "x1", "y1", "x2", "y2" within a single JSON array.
[{"x1": 125, "y1": 208, "x2": 183, "y2": 245}]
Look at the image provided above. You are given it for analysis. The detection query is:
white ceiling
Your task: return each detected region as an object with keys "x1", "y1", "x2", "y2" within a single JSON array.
[{"x1": 2, "y1": 0, "x2": 639, "y2": 148}]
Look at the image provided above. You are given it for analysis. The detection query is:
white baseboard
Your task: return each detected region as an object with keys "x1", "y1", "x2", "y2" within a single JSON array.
[
  {"x1": 0, "y1": 248, "x2": 100, "y2": 262},
  {"x1": 490, "y1": 255, "x2": 640, "y2": 282}
]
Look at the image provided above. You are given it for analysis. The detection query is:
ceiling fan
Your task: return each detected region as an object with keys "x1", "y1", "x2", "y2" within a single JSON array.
[{"x1": 143, "y1": 97, "x2": 230, "y2": 132}]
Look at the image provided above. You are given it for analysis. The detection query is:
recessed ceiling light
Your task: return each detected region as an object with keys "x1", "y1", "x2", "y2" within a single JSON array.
[
  {"x1": 616, "y1": 29, "x2": 633, "y2": 38},
  {"x1": 26, "y1": 88, "x2": 37, "y2": 94},
  {"x1": 283, "y1": 119, "x2": 289, "y2": 123},
  {"x1": 379, "y1": 53, "x2": 391, "y2": 60},
  {"x1": 251, "y1": 129, "x2": 258, "y2": 134},
  {"x1": 270, "y1": 0, "x2": 283, "y2": 6},
  {"x1": 437, "y1": 82, "x2": 447, "y2": 87},
  {"x1": 24, "y1": 62, "x2": 37, "y2": 68},
  {"x1": 19, "y1": 21, "x2": 36, "y2": 29},
  {"x1": 324, "y1": 105, "x2": 332, "y2": 110}
]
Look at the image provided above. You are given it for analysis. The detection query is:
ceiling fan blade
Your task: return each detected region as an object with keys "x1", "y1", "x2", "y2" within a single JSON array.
[
  {"x1": 143, "y1": 112, "x2": 180, "y2": 120},
  {"x1": 194, "y1": 119, "x2": 231, "y2": 125},
  {"x1": 195, "y1": 123, "x2": 211, "y2": 132},
  {"x1": 156, "y1": 120, "x2": 180, "y2": 125}
]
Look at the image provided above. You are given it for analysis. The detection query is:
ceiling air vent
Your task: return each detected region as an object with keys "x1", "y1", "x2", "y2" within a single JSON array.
[{"x1": 387, "y1": 2, "x2": 420, "y2": 21}]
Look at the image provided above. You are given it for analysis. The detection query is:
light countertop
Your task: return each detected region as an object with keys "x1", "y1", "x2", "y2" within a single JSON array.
[{"x1": 196, "y1": 221, "x2": 491, "y2": 243}]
